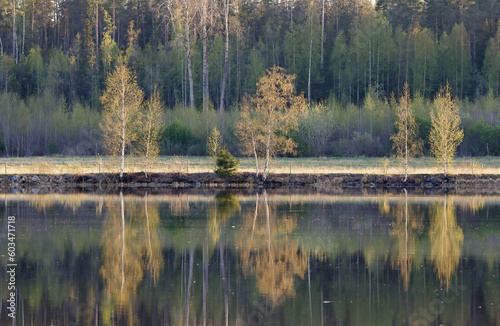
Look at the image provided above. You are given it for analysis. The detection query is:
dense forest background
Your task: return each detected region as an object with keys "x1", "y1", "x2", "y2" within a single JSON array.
[{"x1": 0, "y1": 0, "x2": 500, "y2": 157}]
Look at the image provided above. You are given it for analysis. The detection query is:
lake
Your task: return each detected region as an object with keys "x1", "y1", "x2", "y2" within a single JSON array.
[{"x1": 0, "y1": 190, "x2": 499, "y2": 325}]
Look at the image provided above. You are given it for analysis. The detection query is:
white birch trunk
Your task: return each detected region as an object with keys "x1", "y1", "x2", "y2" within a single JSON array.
[
  {"x1": 219, "y1": 0, "x2": 229, "y2": 112},
  {"x1": 120, "y1": 72, "x2": 125, "y2": 179},
  {"x1": 202, "y1": 0, "x2": 209, "y2": 112},
  {"x1": 262, "y1": 123, "x2": 271, "y2": 181},
  {"x1": 12, "y1": 0, "x2": 16, "y2": 62}
]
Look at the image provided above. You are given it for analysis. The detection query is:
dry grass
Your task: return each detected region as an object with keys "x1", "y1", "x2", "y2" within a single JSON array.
[{"x1": 1, "y1": 155, "x2": 500, "y2": 175}]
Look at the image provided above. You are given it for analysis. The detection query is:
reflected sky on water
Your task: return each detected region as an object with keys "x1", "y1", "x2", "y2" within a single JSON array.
[{"x1": 0, "y1": 190, "x2": 499, "y2": 325}]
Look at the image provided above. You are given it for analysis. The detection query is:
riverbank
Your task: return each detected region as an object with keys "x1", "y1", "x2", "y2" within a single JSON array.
[{"x1": 2, "y1": 172, "x2": 500, "y2": 193}]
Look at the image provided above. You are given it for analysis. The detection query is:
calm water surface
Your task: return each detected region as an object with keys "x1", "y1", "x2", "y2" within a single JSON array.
[{"x1": 1, "y1": 190, "x2": 499, "y2": 325}]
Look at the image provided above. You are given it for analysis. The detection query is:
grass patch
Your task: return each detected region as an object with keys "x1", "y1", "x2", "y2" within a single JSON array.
[{"x1": 1, "y1": 156, "x2": 500, "y2": 175}]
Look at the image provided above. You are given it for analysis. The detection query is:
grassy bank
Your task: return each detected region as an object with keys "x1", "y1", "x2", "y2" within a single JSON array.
[{"x1": 1, "y1": 156, "x2": 499, "y2": 176}]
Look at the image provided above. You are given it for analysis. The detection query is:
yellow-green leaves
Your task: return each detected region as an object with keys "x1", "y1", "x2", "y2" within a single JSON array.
[
  {"x1": 236, "y1": 66, "x2": 307, "y2": 180},
  {"x1": 100, "y1": 59, "x2": 143, "y2": 177},
  {"x1": 429, "y1": 84, "x2": 464, "y2": 176},
  {"x1": 134, "y1": 88, "x2": 164, "y2": 177},
  {"x1": 390, "y1": 83, "x2": 422, "y2": 180}
]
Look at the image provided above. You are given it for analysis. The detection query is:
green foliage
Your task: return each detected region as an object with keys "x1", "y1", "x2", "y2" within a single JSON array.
[
  {"x1": 48, "y1": 142, "x2": 60, "y2": 154},
  {"x1": 429, "y1": 85, "x2": 464, "y2": 176},
  {"x1": 24, "y1": 47, "x2": 44, "y2": 96},
  {"x1": 484, "y1": 25, "x2": 500, "y2": 96},
  {"x1": 207, "y1": 127, "x2": 222, "y2": 165},
  {"x1": 215, "y1": 191, "x2": 241, "y2": 221},
  {"x1": 465, "y1": 121, "x2": 500, "y2": 156},
  {"x1": 215, "y1": 149, "x2": 240, "y2": 179},
  {"x1": 162, "y1": 119, "x2": 192, "y2": 154},
  {"x1": 135, "y1": 89, "x2": 165, "y2": 177},
  {"x1": 0, "y1": 0, "x2": 500, "y2": 158},
  {"x1": 415, "y1": 116, "x2": 432, "y2": 155},
  {"x1": 390, "y1": 84, "x2": 423, "y2": 179}
]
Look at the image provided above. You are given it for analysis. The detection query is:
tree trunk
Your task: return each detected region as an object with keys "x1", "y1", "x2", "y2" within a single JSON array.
[
  {"x1": 423, "y1": 41, "x2": 427, "y2": 97},
  {"x1": 95, "y1": 1, "x2": 99, "y2": 68},
  {"x1": 12, "y1": 0, "x2": 16, "y2": 62},
  {"x1": 202, "y1": 244, "x2": 208, "y2": 326},
  {"x1": 404, "y1": 100, "x2": 408, "y2": 182},
  {"x1": 307, "y1": 17, "x2": 312, "y2": 106},
  {"x1": 120, "y1": 75, "x2": 126, "y2": 179},
  {"x1": 113, "y1": 0, "x2": 116, "y2": 41},
  {"x1": 120, "y1": 191, "x2": 125, "y2": 296},
  {"x1": 202, "y1": 0, "x2": 209, "y2": 112},
  {"x1": 262, "y1": 123, "x2": 271, "y2": 181},
  {"x1": 144, "y1": 118, "x2": 152, "y2": 178},
  {"x1": 220, "y1": 240, "x2": 229, "y2": 326},
  {"x1": 219, "y1": 0, "x2": 229, "y2": 112},
  {"x1": 320, "y1": 0, "x2": 324, "y2": 69},
  {"x1": 251, "y1": 130, "x2": 259, "y2": 177},
  {"x1": 185, "y1": 2, "x2": 195, "y2": 109},
  {"x1": 22, "y1": 0, "x2": 25, "y2": 55},
  {"x1": 31, "y1": 0, "x2": 34, "y2": 48},
  {"x1": 185, "y1": 247, "x2": 194, "y2": 326}
]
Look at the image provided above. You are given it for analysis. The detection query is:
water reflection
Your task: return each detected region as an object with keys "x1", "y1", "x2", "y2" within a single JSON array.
[
  {"x1": 388, "y1": 189, "x2": 424, "y2": 290},
  {"x1": 0, "y1": 191, "x2": 499, "y2": 325},
  {"x1": 99, "y1": 191, "x2": 164, "y2": 324},
  {"x1": 429, "y1": 195, "x2": 464, "y2": 289},
  {"x1": 238, "y1": 190, "x2": 308, "y2": 306}
]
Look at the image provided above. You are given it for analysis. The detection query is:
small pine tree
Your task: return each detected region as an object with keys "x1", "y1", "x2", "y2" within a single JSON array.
[{"x1": 215, "y1": 149, "x2": 240, "y2": 179}]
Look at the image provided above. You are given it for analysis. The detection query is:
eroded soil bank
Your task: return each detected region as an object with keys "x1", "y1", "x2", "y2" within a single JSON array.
[{"x1": 1, "y1": 172, "x2": 500, "y2": 194}]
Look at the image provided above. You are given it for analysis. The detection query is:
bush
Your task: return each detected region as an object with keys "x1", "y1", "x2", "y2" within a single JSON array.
[
  {"x1": 215, "y1": 149, "x2": 240, "y2": 179},
  {"x1": 161, "y1": 119, "x2": 192, "y2": 154},
  {"x1": 48, "y1": 141, "x2": 60, "y2": 154},
  {"x1": 464, "y1": 121, "x2": 500, "y2": 155}
]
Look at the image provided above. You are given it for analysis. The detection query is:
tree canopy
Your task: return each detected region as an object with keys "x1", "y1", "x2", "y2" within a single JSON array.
[{"x1": 236, "y1": 66, "x2": 307, "y2": 180}]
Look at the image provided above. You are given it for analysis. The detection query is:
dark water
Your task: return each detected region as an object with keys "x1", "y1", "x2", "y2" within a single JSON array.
[{"x1": 0, "y1": 190, "x2": 499, "y2": 326}]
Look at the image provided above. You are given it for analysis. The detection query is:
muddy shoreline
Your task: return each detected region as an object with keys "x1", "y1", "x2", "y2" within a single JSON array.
[{"x1": 1, "y1": 172, "x2": 500, "y2": 194}]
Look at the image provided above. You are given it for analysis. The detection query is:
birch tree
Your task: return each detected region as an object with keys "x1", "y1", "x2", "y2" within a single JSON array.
[
  {"x1": 201, "y1": 0, "x2": 210, "y2": 112},
  {"x1": 100, "y1": 58, "x2": 144, "y2": 178},
  {"x1": 151, "y1": 0, "x2": 197, "y2": 108},
  {"x1": 236, "y1": 66, "x2": 307, "y2": 181},
  {"x1": 235, "y1": 96, "x2": 262, "y2": 177},
  {"x1": 429, "y1": 84, "x2": 464, "y2": 177},
  {"x1": 390, "y1": 83, "x2": 422, "y2": 181},
  {"x1": 207, "y1": 126, "x2": 222, "y2": 169},
  {"x1": 219, "y1": 0, "x2": 230, "y2": 111},
  {"x1": 135, "y1": 88, "x2": 164, "y2": 178}
]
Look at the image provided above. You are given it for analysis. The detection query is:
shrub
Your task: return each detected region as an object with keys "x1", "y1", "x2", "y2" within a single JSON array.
[
  {"x1": 161, "y1": 119, "x2": 192, "y2": 154},
  {"x1": 48, "y1": 141, "x2": 60, "y2": 154},
  {"x1": 215, "y1": 149, "x2": 240, "y2": 179}
]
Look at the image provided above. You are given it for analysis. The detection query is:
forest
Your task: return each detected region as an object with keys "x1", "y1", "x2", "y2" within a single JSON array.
[{"x1": 0, "y1": 0, "x2": 500, "y2": 157}]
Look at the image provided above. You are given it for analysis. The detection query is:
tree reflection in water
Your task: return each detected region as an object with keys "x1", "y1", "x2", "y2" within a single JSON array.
[
  {"x1": 3, "y1": 192, "x2": 500, "y2": 326},
  {"x1": 238, "y1": 190, "x2": 308, "y2": 306},
  {"x1": 99, "y1": 191, "x2": 164, "y2": 325},
  {"x1": 429, "y1": 195, "x2": 464, "y2": 289},
  {"x1": 388, "y1": 189, "x2": 424, "y2": 290}
]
